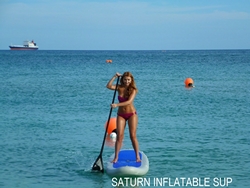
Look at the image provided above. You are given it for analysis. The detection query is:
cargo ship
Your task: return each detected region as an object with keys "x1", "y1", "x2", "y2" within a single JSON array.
[{"x1": 9, "y1": 40, "x2": 39, "y2": 50}]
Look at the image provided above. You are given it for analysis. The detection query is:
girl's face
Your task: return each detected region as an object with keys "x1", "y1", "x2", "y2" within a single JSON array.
[{"x1": 123, "y1": 76, "x2": 132, "y2": 86}]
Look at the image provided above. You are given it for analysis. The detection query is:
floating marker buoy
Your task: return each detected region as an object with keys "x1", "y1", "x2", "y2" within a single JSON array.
[
  {"x1": 110, "y1": 132, "x2": 117, "y2": 139},
  {"x1": 104, "y1": 117, "x2": 116, "y2": 135},
  {"x1": 105, "y1": 136, "x2": 116, "y2": 147},
  {"x1": 184, "y1": 78, "x2": 194, "y2": 87},
  {"x1": 106, "y1": 59, "x2": 112, "y2": 63}
]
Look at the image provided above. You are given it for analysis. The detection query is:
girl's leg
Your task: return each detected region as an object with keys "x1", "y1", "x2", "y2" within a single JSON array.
[
  {"x1": 112, "y1": 116, "x2": 126, "y2": 163},
  {"x1": 128, "y1": 114, "x2": 141, "y2": 162}
]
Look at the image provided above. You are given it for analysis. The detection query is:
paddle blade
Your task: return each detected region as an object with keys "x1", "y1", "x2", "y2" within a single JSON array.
[{"x1": 92, "y1": 155, "x2": 104, "y2": 173}]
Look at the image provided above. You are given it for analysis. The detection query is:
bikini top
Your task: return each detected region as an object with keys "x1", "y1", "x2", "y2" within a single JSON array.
[{"x1": 118, "y1": 96, "x2": 128, "y2": 102}]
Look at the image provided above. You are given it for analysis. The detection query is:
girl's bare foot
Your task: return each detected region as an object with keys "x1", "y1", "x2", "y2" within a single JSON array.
[
  {"x1": 136, "y1": 157, "x2": 141, "y2": 162},
  {"x1": 112, "y1": 158, "x2": 118, "y2": 163}
]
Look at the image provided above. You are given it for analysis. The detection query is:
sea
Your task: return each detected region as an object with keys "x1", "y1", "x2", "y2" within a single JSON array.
[{"x1": 0, "y1": 50, "x2": 249, "y2": 188}]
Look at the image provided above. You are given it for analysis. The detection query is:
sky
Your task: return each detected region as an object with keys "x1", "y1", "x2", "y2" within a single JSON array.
[{"x1": 0, "y1": 0, "x2": 250, "y2": 50}]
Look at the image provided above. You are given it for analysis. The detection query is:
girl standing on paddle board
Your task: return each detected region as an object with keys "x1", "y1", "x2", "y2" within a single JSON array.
[{"x1": 106, "y1": 72, "x2": 141, "y2": 163}]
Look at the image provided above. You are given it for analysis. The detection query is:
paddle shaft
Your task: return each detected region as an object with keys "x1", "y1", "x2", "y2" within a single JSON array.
[
  {"x1": 99, "y1": 76, "x2": 120, "y2": 156},
  {"x1": 91, "y1": 76, "x2": 120, "y2": 172}
]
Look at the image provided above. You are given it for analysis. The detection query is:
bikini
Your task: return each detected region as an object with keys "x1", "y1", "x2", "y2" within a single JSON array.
[{"x1": 117, "y1": 96, "x2": 137, "y2": 121}]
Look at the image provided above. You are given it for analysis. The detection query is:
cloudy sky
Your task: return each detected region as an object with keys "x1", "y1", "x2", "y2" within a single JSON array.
[{"x1": 1, "y1": 0, "x2": 250, "y2": 50}]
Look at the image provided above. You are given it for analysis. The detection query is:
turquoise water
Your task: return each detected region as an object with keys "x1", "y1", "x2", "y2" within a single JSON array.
[{"x1": 0, "y1": 50, "x2": 249, "y2": 188}]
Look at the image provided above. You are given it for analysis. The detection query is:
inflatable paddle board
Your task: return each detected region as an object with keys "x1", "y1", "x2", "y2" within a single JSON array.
[{"x1": 106, "y1": 149, "x2": 149, "y2": 177}]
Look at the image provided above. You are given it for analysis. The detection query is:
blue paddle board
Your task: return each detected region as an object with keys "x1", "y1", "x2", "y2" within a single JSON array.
[{"x1": 106, "y1": 149, "x2": 149, "y2": 177}]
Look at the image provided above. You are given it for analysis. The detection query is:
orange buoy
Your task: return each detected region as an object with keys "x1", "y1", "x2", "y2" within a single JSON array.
[
  {"x1": 105, "y1": 136, "x2": 116, "y2": 147},
  {"x1": 104, "y1": 117, "x2": 116, "y2": 135},
  {"x1": 106, "y1": 59, "x2": 112, "y2": 63},
  {"x1": 184, "y1": 78, "x2": 194, "y2": 87}
]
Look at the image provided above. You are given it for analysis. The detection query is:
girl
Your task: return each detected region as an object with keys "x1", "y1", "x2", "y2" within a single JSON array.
[{"x1": 106, "y1": 72, "x2": 141, "y2": 163}]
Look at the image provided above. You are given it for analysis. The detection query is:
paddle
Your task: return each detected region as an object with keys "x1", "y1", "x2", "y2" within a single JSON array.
[{"x1": 92, "y1": 76, "x2": 120, "y2": 173}]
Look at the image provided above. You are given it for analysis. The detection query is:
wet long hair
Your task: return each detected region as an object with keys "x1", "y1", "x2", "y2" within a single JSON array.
[{"x1": 120, "y1": 72, "x2": 138, "y2": 98}]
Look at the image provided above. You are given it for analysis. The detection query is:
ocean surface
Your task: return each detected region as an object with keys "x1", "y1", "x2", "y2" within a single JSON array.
[{"x1": 0, "y1": 50, "x2": 249, "y2": 188}]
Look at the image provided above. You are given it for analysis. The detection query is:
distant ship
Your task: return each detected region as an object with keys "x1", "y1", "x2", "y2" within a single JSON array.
[{"x1": 9, "y1": 40, "x2": 39, "y2": 50}]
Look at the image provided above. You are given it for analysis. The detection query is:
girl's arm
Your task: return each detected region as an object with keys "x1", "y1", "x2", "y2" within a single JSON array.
[{"x1": 106, "y1": 73, "x2": 120, "y2": 90}]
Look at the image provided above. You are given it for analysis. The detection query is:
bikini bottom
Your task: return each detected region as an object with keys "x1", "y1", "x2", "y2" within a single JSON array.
[{"x1": 117, "y1": 112, "x2": 137, "y2": 121}]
